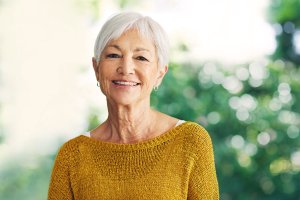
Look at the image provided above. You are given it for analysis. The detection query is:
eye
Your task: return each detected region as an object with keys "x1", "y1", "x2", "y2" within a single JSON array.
[
  {"x1": 136, "y1": 56, "x2": 149, "y2": 62},
  {"x1": 106, "y1": 54, "x2": 121, "y2": 58}
]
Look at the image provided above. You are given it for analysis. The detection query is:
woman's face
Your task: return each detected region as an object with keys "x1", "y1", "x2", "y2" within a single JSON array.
[{"x1": 93, "y1": 29, "x2": 168, "y2": 106}]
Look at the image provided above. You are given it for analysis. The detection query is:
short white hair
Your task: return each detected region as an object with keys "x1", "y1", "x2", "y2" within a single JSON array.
[{"x1": 94, "y1": 12, "x2": 169, "y2": 68}]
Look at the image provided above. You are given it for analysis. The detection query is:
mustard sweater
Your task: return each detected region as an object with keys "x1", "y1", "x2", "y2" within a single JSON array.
[{"x1": 48, "y1": 122, "x2": 219, "y2": 199}]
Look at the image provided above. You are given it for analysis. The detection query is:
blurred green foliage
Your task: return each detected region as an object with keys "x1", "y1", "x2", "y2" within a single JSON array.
[
  {"x1": 0, "y1": 156, "x2": 54, "y2": 200},
  {"x1": 1, "y1": 0, "x2": 300, "y2": 199},
  {"x1": 151, "y1": 1, "x2": 300, "y2": 199},
  {"x1": 268, "y1": 0, "x2": 300, "y2": 65},
  {"x1": 151, "y1": 59, "x2": 300, "y2": 200}
]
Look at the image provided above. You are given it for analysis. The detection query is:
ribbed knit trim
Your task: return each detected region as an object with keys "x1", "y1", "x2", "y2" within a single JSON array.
[{"x1": 79, "y1": 121, "x2": 193, "y2": 151}]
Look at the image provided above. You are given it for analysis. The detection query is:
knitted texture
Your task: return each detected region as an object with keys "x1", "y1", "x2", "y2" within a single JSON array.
[{"x1": 48, "y1": 122, "x2": 219, "y2": 199}]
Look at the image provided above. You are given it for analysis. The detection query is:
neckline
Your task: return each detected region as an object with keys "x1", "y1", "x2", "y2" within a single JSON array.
[{"x1": 79, "y1": 121, "x2": 191, "y2": 150}]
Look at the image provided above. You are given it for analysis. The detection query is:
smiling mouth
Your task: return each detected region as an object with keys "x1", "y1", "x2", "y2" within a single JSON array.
[{"x1": 112, "y1": 80, "x2": 141, "y2": 86}]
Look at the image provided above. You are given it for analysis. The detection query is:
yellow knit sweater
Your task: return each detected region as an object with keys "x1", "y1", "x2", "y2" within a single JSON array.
[{"x1": 48, "y1": 122, "x2": 219, "y2": 199}]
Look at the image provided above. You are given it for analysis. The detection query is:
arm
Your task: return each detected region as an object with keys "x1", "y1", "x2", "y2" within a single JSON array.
[
  {"x1": 48, "y1": 143, "x2": 74, "y2": 200},
  {"x1": 188, "y1": 134, "x2": 219, "y2": 200}
]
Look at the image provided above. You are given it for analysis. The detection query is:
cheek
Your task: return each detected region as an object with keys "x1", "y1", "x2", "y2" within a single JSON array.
[
  {"x1": 98, "y1": 63, "x2": 113, "y2": 81},
  {"x1": 142, "y1": 72, "x2": 158, "y2": 90},
  {"x1": 147, "y1": 69, "x2": 159, "y2": 83},
  {"x1": 98, "y1": 68, "x2": 112, "y2": 93}
]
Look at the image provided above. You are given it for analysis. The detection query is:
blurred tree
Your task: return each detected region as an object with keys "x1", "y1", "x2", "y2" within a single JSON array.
[
  {"x1": 268, "y1": 0, "x2": 300, "y2": 65},
  {"x1": 150, "y1": 1, "x2": 300, "y2": 199},
  {"x1": 151, "y1": 59, "x2": 300, "y2": 200},
  {"x1": 0, "y1": 155, "x2": 54, "y2": 200}
]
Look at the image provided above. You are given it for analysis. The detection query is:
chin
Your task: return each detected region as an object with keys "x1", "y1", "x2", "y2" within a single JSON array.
[{"x1": 108, "y1": 95, "x2": 140, "y2": 106}]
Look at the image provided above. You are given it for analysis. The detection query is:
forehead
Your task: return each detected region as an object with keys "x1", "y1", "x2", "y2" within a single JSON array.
[{"x1": 107, "y1": 29, "x2": 156, "y2": 52}]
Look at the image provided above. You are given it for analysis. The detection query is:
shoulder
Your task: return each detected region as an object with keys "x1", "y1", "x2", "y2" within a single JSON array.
[
  {"x1": 55, "y1": 135, "x2": 86, "y2": 158},
  {"x1": 180, "y1": 121, "x2": 212, "y2": 143},
  {"x1": 178, "y1": 122, "x2": 214, "y2": 156}
]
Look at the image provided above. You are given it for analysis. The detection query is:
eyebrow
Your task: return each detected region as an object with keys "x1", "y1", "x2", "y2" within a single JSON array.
[
  {"x1": 134, "y1": 47, "x2": 150, "y2": 52},
  {"x1": 107, "y1": 45, "x2": 150, "y2": 52},
  {"x1": 107, "y1": 45, "x2": 122, "y2": 51}
]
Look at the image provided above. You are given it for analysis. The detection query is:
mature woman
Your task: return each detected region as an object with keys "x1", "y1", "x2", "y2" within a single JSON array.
[{"x1": 48, "y1": 12, "x2": 219, "y2": 199}]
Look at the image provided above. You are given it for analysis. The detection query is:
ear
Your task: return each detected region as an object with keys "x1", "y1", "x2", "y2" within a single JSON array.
[
  {"x1": 92, "y1": 57, "x2": 99, "y2": 81},
  {"x1": 155, "y1": 65, "x2": 168, "y2": 86}
]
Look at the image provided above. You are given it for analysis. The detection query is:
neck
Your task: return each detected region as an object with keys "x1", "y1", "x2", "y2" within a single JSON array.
[{"x1": 103, "y1": 100, "x2": 157, "y2": 143}]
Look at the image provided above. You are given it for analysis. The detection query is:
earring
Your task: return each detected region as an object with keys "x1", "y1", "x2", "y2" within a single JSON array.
[
  {"x1": 97, "y1": 81, "x2": 100, "y2": 87},
  {"x1": 153, "y1": 85, "x2": 158, "y2": 91}
]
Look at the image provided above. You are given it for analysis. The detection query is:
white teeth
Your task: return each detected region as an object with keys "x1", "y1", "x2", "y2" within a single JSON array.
[{"x1": 113, "y1": 81, "x2": 138, "y2": 86}]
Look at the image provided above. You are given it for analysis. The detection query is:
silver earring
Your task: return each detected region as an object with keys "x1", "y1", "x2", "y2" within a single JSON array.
[
  {"x1": 97, "y1": 81, "x2": 100, "y2": 87},
  {"x1": 153, "y1": 86, "x2": 158, "y2": 91}
]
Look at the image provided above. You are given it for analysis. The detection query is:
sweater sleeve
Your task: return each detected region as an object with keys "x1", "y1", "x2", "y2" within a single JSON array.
[
  {"x1": 187, "y1": 132, "x2": 219, "y2": 200},
  {"x1": 48, "y1": 142, "x2": 74, "y2": 200}
]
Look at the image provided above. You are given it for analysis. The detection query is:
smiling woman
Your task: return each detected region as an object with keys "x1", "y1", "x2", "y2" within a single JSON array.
[
  {"x1": 48, "y1": 11, "x2": 219, "y2": 199},
  {"x1": 94, "y1": 29, "x2": 167, "y2": 107}
]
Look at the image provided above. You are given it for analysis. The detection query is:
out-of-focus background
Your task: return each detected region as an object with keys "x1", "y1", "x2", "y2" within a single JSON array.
[{"x1": 0, "y1": 0, "x2": 299, "y2": 199}]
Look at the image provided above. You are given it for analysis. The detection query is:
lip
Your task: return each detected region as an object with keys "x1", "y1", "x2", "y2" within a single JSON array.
[{"x1": 112, "y1": 80, "x2": 141, "y2": 87}]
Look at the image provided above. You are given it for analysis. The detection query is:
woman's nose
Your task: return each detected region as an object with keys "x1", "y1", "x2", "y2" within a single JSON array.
[{"x1": 117, "y1": 57, "x2": 135, "y2": 75}]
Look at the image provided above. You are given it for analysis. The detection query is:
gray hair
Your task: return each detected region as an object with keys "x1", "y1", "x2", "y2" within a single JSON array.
[{"x1": 94, "y1": 12, "x2": 169, "y2": 68}]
